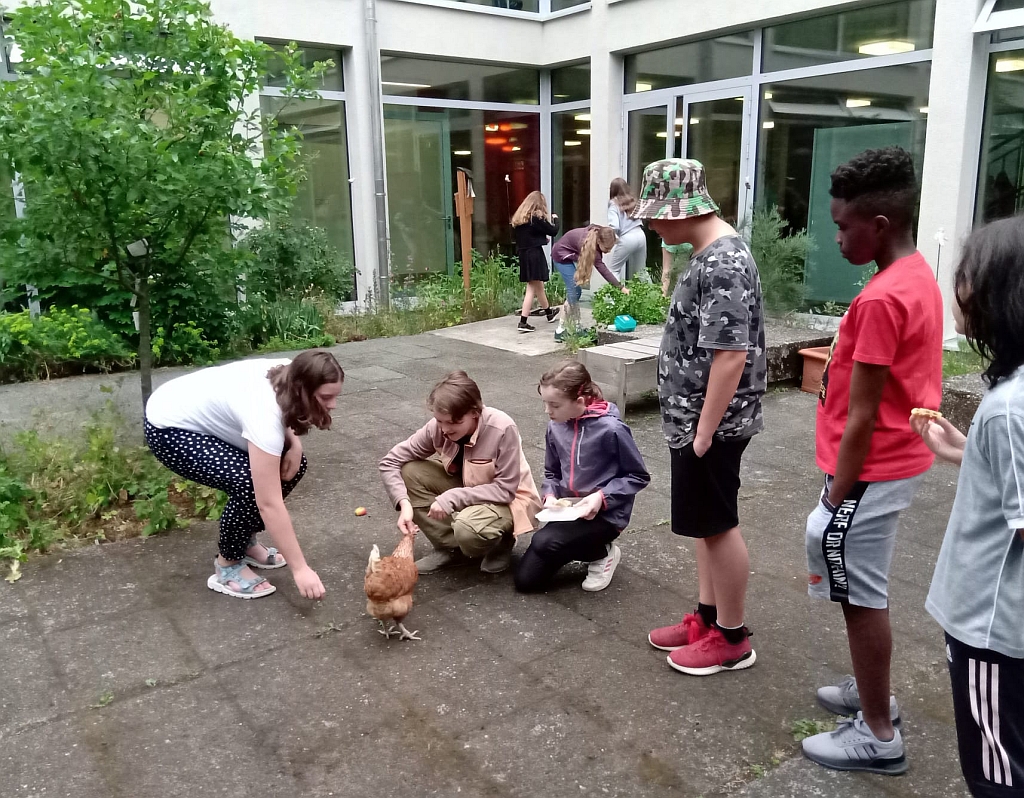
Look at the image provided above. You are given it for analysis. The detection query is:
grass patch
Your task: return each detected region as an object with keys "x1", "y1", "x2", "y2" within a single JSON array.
[
  {"x1": 791, "y1": 718, "x2": 835, "y2": 741},
  {"x1": 0, "y1": 401, "x2": 225, "y2": 580},
  {"x1": 943, "y1": 341, "x2": 985, "y2": 379}
]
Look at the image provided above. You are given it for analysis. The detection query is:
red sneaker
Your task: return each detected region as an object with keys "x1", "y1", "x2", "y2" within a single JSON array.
[
  {"x1": 667, "y1": 627, "x2": 756, "y2": 676},
  {"x1": 648, "y1": 612, "x2": 711, "y2": 651}
]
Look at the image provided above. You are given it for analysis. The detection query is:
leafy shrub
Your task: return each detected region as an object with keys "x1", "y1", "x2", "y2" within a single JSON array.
[
  {"x1": 592, "y1": 278, "x2": 670, "y2": 325},
  {"x1": 0, "y1": 306, "x2": 135, "y2": 382},
  {"x1": 152, "y1": 321, "x2": 221, "y2": 366},
  {"x1": 745, "y1": 206, "x2": 812, "y2": 315},
  {"x1": 0, "y1": 402, "x2": 226, "y2": 577},
  {"x1": 240, "y1": 220, "x2": 355, "y2": 305}
]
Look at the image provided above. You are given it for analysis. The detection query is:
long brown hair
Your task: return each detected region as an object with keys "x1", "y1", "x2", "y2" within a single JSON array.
[
  {"x1": 268, "y1": 350, "x2": 344, "y2": 435},
  {"x1": 428, "y1": 370, "x2": 483, "y2": 421},
  {"x1": 574, "y1": 226, "x2": 617, "y2": 286},
  {"x1": 510, "y1": 190, "x2": 551, "y2": 227},
  {"x1": 539, "y1": 360, "x2": 604, "y2": 403},
  {"x1": 609, "y1": 177, "x2": 637, "y2": 216}
]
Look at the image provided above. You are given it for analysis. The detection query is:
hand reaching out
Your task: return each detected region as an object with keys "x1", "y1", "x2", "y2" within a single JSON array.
[
  {"x1": 397, "y1": 500, "x2": 420, "y2": 536},
  {"x1": 577, "y1": 492, "x2": 604, "y2": 520},
  {"x1": 910, "y1": 414, "x2": 966, "y2": 466}
]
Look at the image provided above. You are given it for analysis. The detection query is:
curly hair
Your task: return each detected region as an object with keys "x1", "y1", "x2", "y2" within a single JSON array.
[
  {"x1": 829, "y1": 146, "x2": 918, "y2": 228},
  {"x1": 427, "y1": 370, "x2": 483, "y2": 421},
  {"x1": 267, "y1": 350, "x2": 344, "y2": 435},
  {"x1": 954, "y1": 215, "x2": 1024, "y2": 387},
  {"x1": 538, "y1": 360, "x2": 604, "y2": 403},
  {"x1": 510, "y1": 191, "x2": 551, "y2": 227},
  {"x1": 574, "y1": 226, "x2": 617, "y2": 286}
]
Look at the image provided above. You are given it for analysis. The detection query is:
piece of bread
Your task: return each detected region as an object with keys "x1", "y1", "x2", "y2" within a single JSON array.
[
  {"x1": 555, "y1": 498, "x2": 574, "y2": 507},
  {"x1": 911, "y1": 407, "x2": 943, "y2": 420}
]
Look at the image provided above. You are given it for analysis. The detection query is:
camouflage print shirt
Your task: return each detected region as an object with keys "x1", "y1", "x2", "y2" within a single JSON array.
[{"x1": 658, "y1": 234, "x2": 766, "y2": 448}]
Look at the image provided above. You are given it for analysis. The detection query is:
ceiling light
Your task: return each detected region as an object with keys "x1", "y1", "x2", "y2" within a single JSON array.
[
  {"x1": 564, "y1": 140, "x2": 582, "y2": 147},
  {"x1": 655, "y1": 131, "x2": 667, "y2": 138},
  {"x1": 996, "y1": 58, "x2": 1024, "y2": 72},
  {"x1": 763, "y1": 91, "x2": 773, "y2": 100},
  {"x1": 762, "y1": 121, "x2": 775, "y2": 129},
  {"x1": 554, "y1": 93, "x2": 569, "y2": 99},
  {"x1": 858, "y1": 40, "x2": 915, "y2": 56},
  {"x1": 485, "y1": 136, "x2": 508, "y2": 145},
  {"x1": 918, "y1": 106, "x2": 929, "y2": 114},
  {"x1": 381, "y1": 80, "x2": 431, "y2": 89},
  {"x1": 845, "y1": 98, "x2": 872, "y2": 108},
  {"x1": 690, "y1": 118, "x2": 700, "y2": 125},
  {"x1": 734, "y1": 97, "x2": 744, "y2": 102},
  {"x1": 453, "y1": 150, "x2": 472, "y2": 155},
  {"x1": 574, "y1": 113, "x2": 591, "y2": 121},
  {"x1": 485, "y1": 123, "x2": 500, "y2": 132},
  {"x1": 635, "y1": 81, "x2": 652, "y2": 92},
  {"x1": 511, "y1": 146, "x2": 521, "y2": 152},
  {"x1": 675, "y1": 117, "x2": 684, "y2": 126},
  {"x1": 501, "y1": 145, "x2": 514, "y2": 152},
  {"x1": 575, "y1": 129, "x2": 591, "y2": 135}
]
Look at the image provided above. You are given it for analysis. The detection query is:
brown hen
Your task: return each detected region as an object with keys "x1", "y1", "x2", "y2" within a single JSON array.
[{"x1": 364, "y1": 533, "x2": 420, "y2": 641}]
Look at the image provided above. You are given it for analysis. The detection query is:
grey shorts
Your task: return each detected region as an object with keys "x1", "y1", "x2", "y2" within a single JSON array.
[{"x1": 805, "y1": 474, "x2": 922, "y2": 609}]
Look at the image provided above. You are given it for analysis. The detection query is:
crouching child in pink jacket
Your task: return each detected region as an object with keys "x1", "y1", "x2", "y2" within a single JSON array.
[
  {"x1": 379, "y1": 370, "x2": 541, "y2": 575},
  {"x1": 515, "y1": 360, "x2": 651, "y2": 593}
]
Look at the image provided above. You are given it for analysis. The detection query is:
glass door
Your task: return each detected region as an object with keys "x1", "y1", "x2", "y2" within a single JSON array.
[
  {"x1": 626, "y1": 105, "x2": 670, "y2": 277},
  {"x1": 675, "y1": 87, "x2": 753, "y2": 227},
  {"x1": 383, "y1": 107, "x2": 455, "y2": 277}
]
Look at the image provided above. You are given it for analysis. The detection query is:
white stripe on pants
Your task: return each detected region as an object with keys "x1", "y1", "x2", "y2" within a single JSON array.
[{"x1": 970, "y1": 657, "x2": 1014, "y2": 786}]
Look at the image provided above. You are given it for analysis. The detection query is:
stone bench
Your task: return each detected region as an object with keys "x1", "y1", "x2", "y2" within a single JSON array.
[{"x1": 580, "y1": 323, "x2": 836, "y2": 414}]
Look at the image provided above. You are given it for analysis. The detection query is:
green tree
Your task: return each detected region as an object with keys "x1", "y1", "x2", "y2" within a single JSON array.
[{"x1": 0, "y1": 0, "x2": 325, "y2": 405}]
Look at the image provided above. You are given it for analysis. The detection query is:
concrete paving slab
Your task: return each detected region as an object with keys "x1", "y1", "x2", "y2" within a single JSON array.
[
  {"x1": 0, "y1": 332, "x2": 980, "y2": 798},
  {"x1": 0, "y1": 619, "x2": 69, "y2": 737},
  {"x1": 431, "y1": 312, "x2": 585, "y2": 356}
]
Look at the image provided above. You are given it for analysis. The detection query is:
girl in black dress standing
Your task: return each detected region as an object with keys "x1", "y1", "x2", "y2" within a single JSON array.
[{"x1": 511, "y1": 190, "x2": 560, "y2": 333}]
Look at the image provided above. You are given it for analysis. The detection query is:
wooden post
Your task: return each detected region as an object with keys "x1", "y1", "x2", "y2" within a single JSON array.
[{"x1": 455, "y1": 168, "x2": 474, "y2": 305}]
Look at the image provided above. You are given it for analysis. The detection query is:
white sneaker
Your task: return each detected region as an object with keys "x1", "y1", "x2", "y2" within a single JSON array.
[{"x1": 582, "y1": 544, "x2": 621, "y2": 592}]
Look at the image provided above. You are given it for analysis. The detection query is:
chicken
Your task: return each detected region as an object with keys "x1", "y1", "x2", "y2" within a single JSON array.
[{"x1": 364, "y1": 533, "x2": 421, "y2": 641}]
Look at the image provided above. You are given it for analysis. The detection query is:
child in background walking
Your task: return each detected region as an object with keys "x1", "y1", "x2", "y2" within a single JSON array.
[
  {"x1": 512, "y1": 190, "x2": 560, "y2": 334},
  {"x1": 550, "y1": 225, "x2": 628, "y2": 342},
  {"x1": 514, "y1": 361, "x2": 650, "y2": 593},
  {"x1": 912, "y1": 216, "x2": 1024, "y2": 798}
]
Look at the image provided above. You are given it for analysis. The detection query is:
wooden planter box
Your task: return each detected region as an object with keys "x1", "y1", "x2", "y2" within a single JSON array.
[{"x1": 798, "y1": 346, "x2": 831, "y2": 394}]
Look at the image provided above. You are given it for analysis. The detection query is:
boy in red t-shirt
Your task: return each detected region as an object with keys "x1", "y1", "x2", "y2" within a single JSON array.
[{"x1": 800, "y1": 147, "x2": 943, "y2": 775}]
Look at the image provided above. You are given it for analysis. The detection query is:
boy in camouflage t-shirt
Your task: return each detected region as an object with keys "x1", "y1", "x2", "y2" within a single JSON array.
[{"x1": 634, "y1": 159, "x2": 766, "y2": 677}]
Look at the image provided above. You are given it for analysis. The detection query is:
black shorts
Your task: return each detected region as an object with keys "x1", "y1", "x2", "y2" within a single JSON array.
[
  {"x1": 670, "y1": 437, "x2": 750, "y2": 538},
  {"x1": 946, "y1": 633, "x2": 1024, "y2": 797}
]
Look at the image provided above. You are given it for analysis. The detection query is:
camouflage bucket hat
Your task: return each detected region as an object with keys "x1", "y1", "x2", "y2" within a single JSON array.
[{"x1": 631, "y1": 158, "x2": 720, "y2": 221}]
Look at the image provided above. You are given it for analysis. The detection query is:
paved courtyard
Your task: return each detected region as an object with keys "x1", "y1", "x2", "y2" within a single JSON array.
[{"x1": 0, "y1": 330, "x2": 970, "y2": 798}]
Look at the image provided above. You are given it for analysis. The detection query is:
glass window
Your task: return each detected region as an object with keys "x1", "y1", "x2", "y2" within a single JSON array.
[
  {"x1": 624, "y1": 33, "x2": 754, "y2": 94},
  {"x1": 552, "y1": 109, "x2": 591, "y2": 238},
  {"x1": 763, "y1": 0, "x2": 935, "y2": 73},
  {"x1": 976, "y1": 49, "x2": 1024, "y2": 223},
  {"x1": 260, "y1": 96, "x2": 356, "y2": 298},
  {"x1": 627, "y1": 107, "x2": 668, "y2": 276},
  {"x1": 383, "y1": 105, "x2": 541, "y2": 276},
  {"x1": 264, "y1": 44, "x2": 344, "y2": 92},
  {"x1": 381, "y1": 57, "x2": 540, "y2": 105},
  {"x1": 756, "y1": 62, "x2": 930, "y2": 303},
  {"x1": 674, "y1": 96, "x2": 745, "y2": 225},
  {"x1": 437, "y1": 0, "x2": 541, "y2": 11},
  {"x1": 993, "y1": 27, "x2": 1024, "y2": 42},
  {"x1": 995, "y1": 0, "x2": 1024, "y2": 11},
  {"x1": 552, "y1": 62, "x2": 590, "y2": 103},
  {"x1": 551, "y1": 0, "x2": 589, "y2": 10}
]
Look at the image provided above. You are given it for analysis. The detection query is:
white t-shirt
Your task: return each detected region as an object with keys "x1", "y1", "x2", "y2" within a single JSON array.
[{"x1": 146, "y1": 358, "x2": 291, "y2": 456}]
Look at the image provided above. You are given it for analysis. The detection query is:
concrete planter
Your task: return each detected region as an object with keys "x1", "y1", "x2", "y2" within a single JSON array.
[{"x1": 790, "y1": 312, "x2": 842, "y2": 333}]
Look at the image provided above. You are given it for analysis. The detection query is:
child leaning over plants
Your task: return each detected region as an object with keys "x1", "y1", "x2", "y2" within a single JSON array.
[
  {"x1": 550, "y1": 225, "x2": 628, "y2": 343},
  {"x1": 515, "y1": 360, "x2": 650, "y2": 593}
]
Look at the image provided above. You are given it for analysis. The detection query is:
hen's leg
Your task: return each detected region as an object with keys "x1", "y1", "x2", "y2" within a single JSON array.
[
  {"x1": 377, "y1": 620, "x2": 396, "y2": 639},
  {"x1": 396, "y1": 622, "x2": 421, "y2": 641}
]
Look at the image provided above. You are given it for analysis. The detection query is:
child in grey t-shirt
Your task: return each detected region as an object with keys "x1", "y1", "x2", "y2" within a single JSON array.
[{"x1": 912, "y1": 216, "x2": 1024, "y2": 797}]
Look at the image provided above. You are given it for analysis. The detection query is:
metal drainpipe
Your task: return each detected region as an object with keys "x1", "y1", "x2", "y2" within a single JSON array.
[{"x1": 364, "y1": 0, "x2": 390, "y2": 308}]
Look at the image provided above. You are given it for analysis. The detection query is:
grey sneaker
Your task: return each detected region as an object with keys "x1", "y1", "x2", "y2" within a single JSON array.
[
  {"x1": 480, "y1": 534, "x2": 515, "y2": 574},
  {"x1": 802, "y1": 713, "x2": 908, "y2": 775},
  {"x1": 414, "y1": 548, "x2": 465, "y2": 574},
  {"x1": 818, "y1": 675, "x2": 902, "y2": 727}
]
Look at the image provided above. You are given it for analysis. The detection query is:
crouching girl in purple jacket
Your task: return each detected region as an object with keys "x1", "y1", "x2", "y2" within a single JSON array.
[{"x1": 515, "y1": 360, "x2": 650, "y2": 593}]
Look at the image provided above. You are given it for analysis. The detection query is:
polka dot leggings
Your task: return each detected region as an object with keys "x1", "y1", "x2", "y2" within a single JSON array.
[{"x1": 144, "y1": 420, "x2": 307, "y2": 561}]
